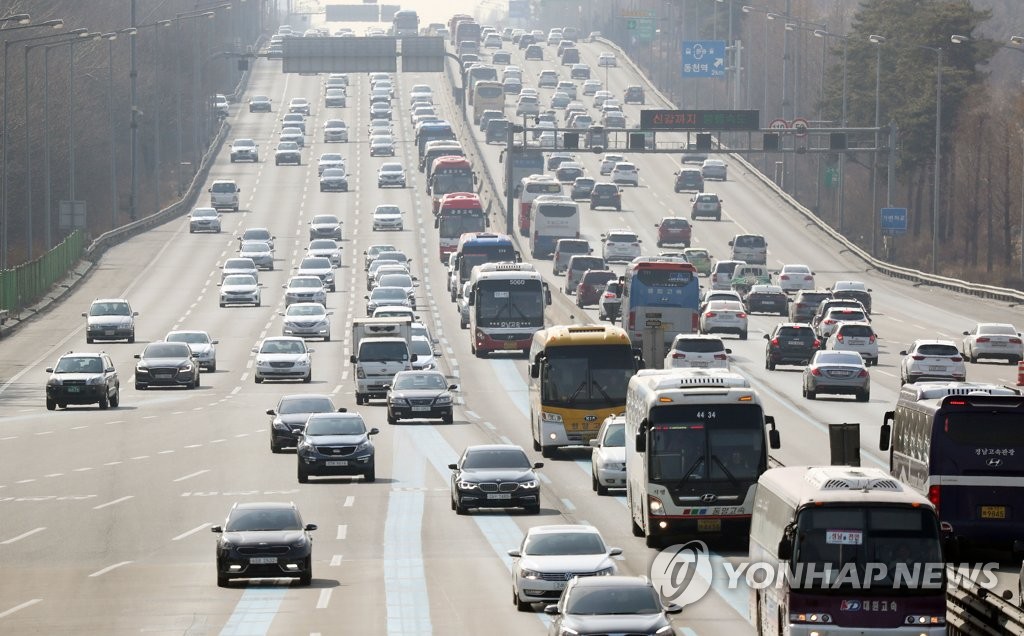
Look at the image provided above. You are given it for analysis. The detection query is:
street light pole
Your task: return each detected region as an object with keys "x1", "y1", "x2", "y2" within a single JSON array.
[
  {"x1": 920, "y1": 45, "x2": 943, "y2": 274},
  {"x1": 104, "y1": 32, "x2": 119, "y2": 230},
  {"x1": 869, "y1": 35, "x2": 885, "y2": 255}
]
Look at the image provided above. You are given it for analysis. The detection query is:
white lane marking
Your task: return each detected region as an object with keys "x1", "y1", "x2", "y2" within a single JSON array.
[
  {"x1": 316, "y1": 589, "x2": 332, "y2": 609},
  {"x1": 172, "y1": 469, "x2": 210, "y2": 482},
  {"x1": 538, "y1": 472, "x2": 552, "y2": 485},
  {"x1": 88, "y1": 561, "x2": 133, "y2": 577},
  {"x1": 561, "y1": 498, "x2": 576, "y2": 511},
  {"x1": 231, "y1": 386, "x2": 242, "y2": 395},
  {"x1": 1, "y1": 527, "x2": 46, "y2": 544},
  {"x1": 336, "y1": 524, "x2": 347, "y2": 540},
  {"x1": 73, "y1": 467, "x2": 93, "y2": 472},
  {"x1": 0, "y1": 599, "x2": 42, "y2": 619},
  {"x1": 104, "y1": 461, "x2": 121, "y2": 466},
  {"x1": 343, "y1": 496, "x2": 355, "y2": 507},
  {"x1": 93, "y1": 496, "x2": 134, "y2": 510},
  {"x1": 44, "y1": 473, "x2": 63, "y2": 478},
  {"x1": 15, "y1": 479, "x2": 35, "y2": 484},
  {"x1": 158, "y1": 450, "x2": 175, "y2": 455},
  {"x1": 330, "y1": 554, "x2": 343, "y2": 567},
  {"x1": 184, "y1": 444, "x2": 202, "y2": 449},
  {"x1": 499, "y1": 435, "x2": 513, "y2": 445},
  {"x1": 172, "y1": 522, "x2": 212, "y2": 541},
  {"x1": 130, "y1": 455, "x2": 149, "y2": 461}
]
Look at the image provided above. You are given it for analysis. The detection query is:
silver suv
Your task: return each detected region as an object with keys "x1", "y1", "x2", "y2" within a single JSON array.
[{"x1": 83, "y1": 298, "x2": 138, "y2": 344}]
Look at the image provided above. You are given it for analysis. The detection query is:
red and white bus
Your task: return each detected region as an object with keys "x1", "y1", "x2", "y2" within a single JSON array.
[
  {"x1": 428, "y1": 156, "x2": 475, "y2": 213},
  {"x1": 435, "y1": 193, "x2": 487, "y2": 261},
  {"x1": 518, "y1": 174, "x2": 562, "y2": 237},
  {"x1": 469, "y1": 262, "x2": 549, "y2": 357}
]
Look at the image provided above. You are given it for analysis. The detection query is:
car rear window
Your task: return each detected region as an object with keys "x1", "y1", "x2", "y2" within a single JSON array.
[
  {"x1": 696, "y1": 195, "x2": 718, "y2": 203},
  {"x1": 558, "y1": 240, "x2": 590, "y2": 254},
  {"x1": 829, "y1": 310, "x2": 866, "y2": 321},
  {"x1": 736, "y1": 235, "x2": 765, "y2": 247},
  {"x1": 570, "y1": 257, "x2": 604, "y2": 271},
  {"x1": 839, "y1": 325, "x2": 874, "y2": 337},
  {"x1": 661, "y1": 218, "x2": 689, "y2": 229},
  {"x1": 673, "y1": 338, "x2": 725, "y2": 353},
  {"x1": 715, "y1": 262, "x2": 739, "y2": 276},
  {"x1": 917, "y1": 344, "x2": 960, "y2": 357},
  {"x1": 581, "y1": 270, "x2": 616, "y2": 285},
  {"x1": 778, "y1": 327, "x2": 815, "y2": 341},
  {"x1": 593, "y1": 184, "x2": 618, "y2": 194},
  {"x1": 607, "y1": 233, "x2": 637, "y2": 242},
  {"x1": 799, "y1": 292, "x2": 831, "y2": 306}
]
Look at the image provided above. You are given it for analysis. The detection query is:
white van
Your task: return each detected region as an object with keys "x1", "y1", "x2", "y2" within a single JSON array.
[
  {"x1": 710, "y1": 259, "x2": 745, "y2": 290},
  {"x1": 729, "y1": 234, "x2": 767, "y2": 264},
  {"x1": 209, "y1": 180, "x2": 240, "y2": 211}
]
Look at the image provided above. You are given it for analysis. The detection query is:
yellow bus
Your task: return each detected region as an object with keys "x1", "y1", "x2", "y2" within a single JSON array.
[
  {"x1": 528, "y1": 325, "x2": 642, "y2": 457},
  {"x1": 472, "y1": 80, "x2": 505, "y2": 124}
]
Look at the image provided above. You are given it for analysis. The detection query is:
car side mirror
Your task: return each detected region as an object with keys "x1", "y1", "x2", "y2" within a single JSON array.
[
  {"x1": 45, "y1": 367, "x2": 54, "y2": 373},
  {"x1": 251, "y1": 347, "x2": 258, "y2": 353},
  {"x1": 588, "y1": 438, "x2": 599, "y2": 447},
  {"x1": 266, "y1": 409, "x2": 276, "y2": 415},
  {"x1": 507, "y1": 549, "x2": 521, "y2": 558},
  {"x1": 447, "y1": 463, "x2": 458, "y2": 470},
  {"x1": 133, "y1": 354, "x2": 141, "y2": 359},
  {"x1": 962, "y1": 331, "x2": 970, "y2": 336},
  {"x1": 899, "y1": 350, "x2": 908, "y2": 356},
  {"x1": 211, "y1": 525, "x2": 223, "y2": 533},
  {"x1": 533, "y1": 462, "x2": 544, "y2": 469},
  {"x1": 543, "y1": 605, "x2": 560, "y2": 615},
  {"x1": 304, "y1": 524, "x2": 317, "y2": 531},
  {"x1": 368, "y1": 428, "x2": 380, "y2": 436},
  {"x1": 105, "y1": 367, "x2": 115, "y2": 373},
  {"x1": 349, "y1": 355, "x2": 357, "y2": 364}
]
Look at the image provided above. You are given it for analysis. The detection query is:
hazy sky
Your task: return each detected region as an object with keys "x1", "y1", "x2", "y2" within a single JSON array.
[{"x1": 298, "y1": 0, "x2": 503, "y2": 31}]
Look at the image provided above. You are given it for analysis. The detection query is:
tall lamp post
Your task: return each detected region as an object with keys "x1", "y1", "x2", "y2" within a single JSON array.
[
  {"x1": 23, "y1": 29, "x2": 89, "y2": 259},
  {"x1": 136, "y1": 20, "x2": 172, "y2": 215},
  {"x1": 918, "y1": 44, "x2": 943, "y2": 274},
  {"x1": 174, "y1": 10, "x2": 216, "y2": 193},
  {"x1": 715, "y1": 0, "x2": 740, "y2": 109},
  {"x1": 868, "y1": 35, "x2": 886, "y2": 256},
  {"x1": 814, "y1": 29, "x2": 848, "y2": 233},
  {"x1": 104, "y1": 29, "x2": 137, "y2": 231},
  {"x1": 741, "y1": 6, "x2": 771, "y2": 117},
  {"x1": 1, "y1": 18, "x2": 66, "y2": 270}
]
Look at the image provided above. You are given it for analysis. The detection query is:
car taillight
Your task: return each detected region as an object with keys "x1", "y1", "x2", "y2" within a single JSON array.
[
  {"x1": 671, "y1": 353, "x2": 685, "y2": 359},
  {"x1": 812, "y1": 340, "x2": 820, "y2": 348},
  {"x1": 868, "y1": 334, "x2": 876, "y2": 343},
  {"x1": 631, "y1": 242, "x2": 639, "y2": 246},
  {"x1": 836, "y1": 334, "x2": 844, "y2": 342},
  {"x1": 823, "y1": 319, "x2": 835, "y2": 325},
  {"x1": 1013, "y1": 337, "x2": 1024, "y2": 344},
  {"x1": 780, "y1": 275, "x2": 789, "y2": 280},
  {"x1": 770, "y1": 338, "x2": 780, "y2": 346},
  {"x1": 911, "y1": 355, "x2": 926, "y2": 360},
  {"x1": 705, "y1": 312, "x2": 716, "y2": 318},
  {"x1": 976, "y1": 337, "x2": 990, "y2": 343},
  {"x1": 736, "y1": 312, "x2": 747, "y2": 318},
  {"x1": 810, "y1": 368, "x2": 821, "y2": 376},
  {"x1": 858, "y1": 370, "x2": 868, "y2": 378},
  {"x1": 804, "y1": 276, "x2": 813, "y2": 280},
  {"x1": 714, "y1": 354, "x2": 727, "y2": 360},
  {"x1": 950, "y1": 356, "x2": 962, "y2": 362},
  {"x1": 927, "y1": 485, "x2": 940, "y2": 513},
  {"x1": 602, "y1": 292, "x2": 614, "y2": 299}
]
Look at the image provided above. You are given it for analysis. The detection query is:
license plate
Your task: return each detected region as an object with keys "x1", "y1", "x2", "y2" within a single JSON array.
[
  {"x1": 411, "y1": 406, "x2": 430, "y2": 412},
  {"x1": 487, "y1": 493, "x2": 512, "y2": 500},
  {"x1": 789, "y1": 340, "x2": 804, "y2": 345},
  {"x1": 105, "y1": 330, "x2": 115, "y2": 336},
  {"x1": 831, "y1": 371, "x2": 852, "y2": 377},
  {"x1": 503, "y1": 342, "x2": 519, "y2": 349},
  {"x1": 992, "y1": 343, "x2": 1007, "y2": 347},
  {"x1": 250, "y1": 557, "x2": 278, "y2": 564},
  {"x1": 692, "y1": 362, "x2": 709, "y2": 368},
  {"x1": 980, "y1": 506, "x2": 1006, "y2": 519},
  {"x1": 928, "y1": 365, "x2": 946, "y2": 371},
  {"x1": 550, "y1": 581, "x2": 567, "y2": 590},
  {"x1": 325, "y1": 460, "x2": 348, "y2": 467},
  {"x1": 66, "y1": 386, "x2": 81, "y2": 393},
  {"x1": 156, "y1": 373, "x2": 172, "y2": 379},
  {"x1": 697, "y1": 519, "x2": 721, "y2": 532}
]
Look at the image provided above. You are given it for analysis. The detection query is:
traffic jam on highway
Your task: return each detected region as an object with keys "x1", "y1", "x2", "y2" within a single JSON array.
[{"x1": 7, "y1": 11, "x2": 1024, "y2": 636}]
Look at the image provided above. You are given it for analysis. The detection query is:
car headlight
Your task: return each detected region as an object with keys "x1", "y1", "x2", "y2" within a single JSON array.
[
  {"x1": 136, "y1": 365, "x2": 148, "y2": 372},
  {"x1": 558, "y1": 628, "x2": 580, "y2": 636},
  {"x1": 178, "y1": 363, "x2": 193, "y2": 372},
  {"x1": 655, "y1": 626, "x2": 675, "y2": 635},
  {"x1": 434, "y1": 394, "x2": 451, "y2": 405},
  {"x1": 456, "y1": 480, "x2": 478, "y2": 490},
  {"x1": 47, "y1": 378, "x2": 61, "y2": 386},
  {"x1": 121, "y1": 319, "x2": 133, "y2": 327},
  {"x1": 86, "y1": 375, "x2": 106, "y2": 385},
  {"x1": 540, "y1": 411, "x2": 563, "y2": 423},
  {"x1": 595, "y1": 566, "x2": 615, "y2": 576},
  {"x1": 518, "y1": 480, "x2": 539, "y2": 489},
  {"x1": 290, "y1": 535, "x2": 308, "y2": 549},
  {"x1": 390, "y1": 397, "x2": 408, "y2": 406},
  {"x1": 295, "y1": 358, "x2": 310, "y2": 367},
  {"x1": 272, "y1": 420, "x2": 289, "y2": 431},
  {"x1": 520, "y1": 568, "x2": 543, "y2": 580},
  {"x1": 354, "y1": 440, "x2": 372, "y2": 453}
]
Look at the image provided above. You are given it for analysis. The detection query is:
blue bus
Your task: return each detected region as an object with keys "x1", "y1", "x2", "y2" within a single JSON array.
[
  {"x1": 619, "y1": 257, "x2": 701, "y2": 346},
  {"x1": 880, "y1": 382, "x2": 1024, "y2": 555},
  {"x1": 416, "y1": 121, "x2": 457, "y2": 158},
  {"x1": 502, "y1": 145, "x2": 544, "y2": 197},
  {"x1": 450, "y1": 232, "x2": 519, "y2": 301}
]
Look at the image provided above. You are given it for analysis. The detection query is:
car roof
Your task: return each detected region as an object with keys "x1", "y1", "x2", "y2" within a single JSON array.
[
  {"x1": 911, "y1": 339, "x2": 957, "y2": 347},
  {"x1": 232, "y1": 501, "x2": 298, "y2": 511},
  {"x1": 570, "y1": 575, "x2": 652, "y2": 589},
  {"x1": 59, "y1": 351, "x2": 105, "y2": 358},
  {"x1": 465, "y1": 443, "x2": 526, "y2": 452},
  {"x1": 526, "y1": 524, "x2": 601, "y2": 536}
]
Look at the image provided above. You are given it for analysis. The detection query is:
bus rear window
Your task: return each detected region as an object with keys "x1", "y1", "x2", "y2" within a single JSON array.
[
  {"x1": 635, "y1": 269, "x2": 695, "y2": 286},
  {"x1": 944, "y1": 412, "x2": 1024, "y2": 446}
]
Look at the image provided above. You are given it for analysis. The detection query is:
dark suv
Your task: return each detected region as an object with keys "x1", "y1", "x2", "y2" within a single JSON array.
[
  {"x1": 623, "y1": 85, "x2": 645, "y2": 104},
  {"x1": 590, "y1": 182, "x2": 622, "y2": 210},
  {"x1": 673, "y1": 168, "x2": 704, "y2": 193},
  {"x1": 789, "y1": 290, "x2": 833, "y2": 323},
  {"x1": 655, "y1": 217, "x2": 692, "y2": 247},
  {"x1": 576, "y1": 269, "x2": 618, "y2": 307},
  {"x1": 764, "y1": 323, "x2": 820, "y2": 369},
  {"x1": 45, "y1": 352, "x2": 120, "y2": 410},
  {"x1": 213, "y1": 502, "x2": 316, "y2": 587}
]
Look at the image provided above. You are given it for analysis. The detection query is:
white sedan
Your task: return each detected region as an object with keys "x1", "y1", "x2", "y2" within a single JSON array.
[
  {"x1": 776, "y1": 264, "x2": 816, "y2": 293},
  {"x1": 962, "y1": 323, "x2": 1023, "y2": 364},
  {"x1": 508, "y1": 525, "x2": 620, "y2": 611},
  {"x1": 372, "y1": 205, "x2": 404, "y2": 231},
  {"x1": 700, "y1": 300, "x2": 748, "y2": 340},
  {"x1": 252, "y1": 336, "x2": 313, "y2": 383},
  {"x1": 597, "y1": 52, "x2": 617, "y2": 67},
  {"x1": 590, "y1": 415, "x2": 626, "y2": 494}
]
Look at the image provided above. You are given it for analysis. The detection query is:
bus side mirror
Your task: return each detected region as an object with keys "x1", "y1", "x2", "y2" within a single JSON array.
[
  {"x1": 544, "y1": 284, "x2": 552, "y2": 305},
  {"x1": 529, "y1": 362, "x2": 539, "y2": 378},
  {"x1": 777, "y1": 535, "x2": 793, "y2": 561},
  {"x1": 880, "y1": 411, "x2": 894, "y2": 451},
  {"x1": 634, "y1": 430, "x2": 646, "y2": 454},
  {"x1": 468, "y1": 291, "x2": 475, "y2": 306},
  {"x1": 434, "y1": 217, "x2": 440, "y2": 229},
  {"x1": 765, "y1": 415, "x2": 780, "y2": 449}
]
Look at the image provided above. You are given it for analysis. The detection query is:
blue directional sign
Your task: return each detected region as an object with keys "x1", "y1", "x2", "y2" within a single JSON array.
[
  {"x1": 880, "y1": 207, "x2": 908, "y2": 235},
  {"x1": 682, "y1": 40, "x2": 726, "y2": 78}
]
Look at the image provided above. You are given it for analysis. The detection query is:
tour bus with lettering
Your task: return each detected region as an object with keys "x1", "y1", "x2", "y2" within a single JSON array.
[
  {"x1": 880, "y1": 382, "x2": 1024, "y2": 556},
  {"x1": 625, "y1": 368, "x2": 780, "y2": 548},
  {"x1": 749, "y1": 465, "x2": 945, "y2": 635},
  {"x1": 434, "y1": 193, "x2": 487, "y2": 261},
  {"x1": 518, "y1": 174, "x2": 563, "y2": 237},
  {"x1": 428, "y1": 156, "x2": 475, "y2": 211},
  {"x1": 529, "y1": 195, "x2": 580, "y2": 259},
  {"x1": 620, "y1": 256, "x2": 701, "y2": 347},
  {"x1": 468, "y1": 262, "x2": 550, "y2": 357},
  {"x1": 449, "y1": 232, "x2": 518, "y2": 301},
  {"x1": 529, "y1": 325, "x2": 642, "y2": 456}
]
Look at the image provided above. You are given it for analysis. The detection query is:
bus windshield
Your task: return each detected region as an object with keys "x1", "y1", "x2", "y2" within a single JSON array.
[
  {"x1": 439, "y1": 213, "x2": 487, "y2": 238},
  {"x1": 460, "y1": 248, "x2": 516, "y2": 277},
  {"x1": 541, "y1": 345, "x2": 635, "y2": 408},
  {"x1": 475, "y1": 279, "x2": 544, "y2": 329},
  {"x1": 433, "y1": 171, "x2": 474, "y2": 194},
  {"x1": 793, "y1": 506, "x2": 943, "y2": 593},
  {"x1": 647, "y1": 404, "x2": 766, "y2": 486}
]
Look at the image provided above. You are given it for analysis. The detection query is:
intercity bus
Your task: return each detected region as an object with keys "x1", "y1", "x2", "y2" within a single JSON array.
[
  {"x1": 468, "y1": 263, "x2": 549, "y2": 357},
  {"x1": 428, "y1": 155, "x2": 475, "y2": 211},
  {"x1": 625, "y1": 368, "x2": 780, "y2": 548},
  {"x1": 749, "y1": 465, "x2": 945, "y2": 635},
  {"x1": 391, "y1": 10, "x2": 419, "y2": 36},
  {"x1": 620, "y1": 256, "x2": 701, "y2": 346},
  {"x1": 528, "y1": 325, "x2": 642, "y2": 456},
  {"x1": 472, "y1": 80, "x2": 505, "y2": 123},
  {"x1": 434, "y1": 193, "x2": 487, "y2": 261},
  {"x1": 450, "y1": 232, "x2": 518, "y2": 301},
  {"x1": 529, "y1": 195, "x2": 579, "y2": 259},
  {"x1": 518, "y1": 175, "x2": 563, "y2": 237},
  {"x1": 880, "y1": 382, "x2": 1024, "y2": 555}
]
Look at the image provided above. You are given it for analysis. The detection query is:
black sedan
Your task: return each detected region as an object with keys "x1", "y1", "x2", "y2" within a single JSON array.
[
  {"x1": 133, "y1": 342, "x2": 200, "y2": 390},
  {"x1": 267, "y1": 393, "x2": 341, "y2": 453},
  {"x1": 212, "y1": 502, "x2": 316, "y2": 587},
  {"x1": 45, "y1": 352, "x2": 120, "y2": 410},
  {"x1": 386, "y1": 370, "x2": 457, "y2": 424},
  {"x1": 545, "y1": 576, "x2": 681, "y2": 634},
  {"x1": 744, "y1": 284, "x2": 790, "y2": 316},
  {"x1": 449, "y1": 444, "x2": 542, "y2": 515},
  {"x1": 296, "y1": 412, "x2": 378, "y2": 482}
]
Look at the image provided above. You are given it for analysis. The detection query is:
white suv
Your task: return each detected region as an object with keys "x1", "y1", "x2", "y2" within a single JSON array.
[
  {"x1": 664, "y1": 335, "x2": 730, "y2": 369},
  {"x1": 826, "y1": 322, "x2": 878, "y2": 366},
  {"x1": 601, "y1": 230, "x2": 641, "y2": 263},
  {"x1": 899, "y1": 340, "x2": 966, "y2": 385}
]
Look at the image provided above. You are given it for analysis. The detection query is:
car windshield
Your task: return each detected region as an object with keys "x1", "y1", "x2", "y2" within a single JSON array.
[
  {"x1": 90, "y1": 302, "x2": 131, "y2": 316},
  {"x1": 524, "y1": 532, "x2": 606, "y2": 556},
  {"x1": 319, "y1": 155, "x2": 342, "y2": 162},
  {"x1": 241, "y1": 241, "x2": 270, "y2": 252},
  {"x1": 286, "y1": 304, "x2": 326, "y2": 317},
  {"x1": 192, "y1": 209, "x2": 217, "y2": 218},
  {"x1": 211, "y1": 182, "x2": 236, "y2": 192},
  {"x1": 564, "y1": 586, "x2": 661, "y2": 615},
  {"x1": 381, "y1": 163, "x2": 403, "y2": 172},
  {"x1": 166, "y1": 332, "x2": 210, "y2": 345},
  {"x1": 379, "y1": 275, "x2": 412, "y2": 287},
  {"x1": 300, "y1": 258, "x2": 330, "y2": 269},
  {"x1": 321, "y1": 169, "x2": 345, "y2": 178},
  {"x1": 55, "y1": 357, "x2": 104, "y2": 373},
  {"x1": 278, "y1": 397, "x2": 333, "y2": 414},
  {"x1": 393, "y1": 373, "x2": 447, "y2": 390},
  {"x1": 816, "y1": 352, "x2": 863, "y2": 366},
  {"x1": 225, "y1": 508, "x2": 302, "y2": 532},
  {"x1": 309, "y1": 241, "x2": 338, "y2": 250},
  {"x1": 372, "y1": 287, "x2": 407, "y2": 300},
  {"x1": 223, "y1": 275, "x2": 256, "y2": 286},
  {"x1": 224, "y1": 259, "x2": 253, "y2": 269},
  {"x1": 312, "y1": 216, "x2": 339, "y2": 225},
  {"x1": 144, "y1": 343, "x2": 190, "y2": 358},
  {"x1": 603, "y1": 423, "x2": 625, "y2": 446},
  {"x1": 278, "y1": 142, "x2": 298, "y2": 150},
  {"x1": 305, "y1": 416, "x2": 365, "y2": 436},
  {"x1": 462, "y1": 448, "x2": 531, "y2": 469},
  {"x1": 260, "y1": 340, "x2": 307, "y2": 355},
  {"x1": 291, "y1": 278, "x2": 321, "y2": 289},
  {"x1": 375, "y1": 206, "x2": 400, "y2": 215}
]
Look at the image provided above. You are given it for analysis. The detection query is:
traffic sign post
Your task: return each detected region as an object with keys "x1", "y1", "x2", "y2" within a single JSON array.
[
  {"x1": 681, "y1": 40, "x2": 726, "y2": 78},
  {"x1": 768, "y1": 118, "x2": 789, "y2": 131},
  {"x1": 880, "y1": 207, "x2": 908, "y2": 235},
  {"x1": 791, "y1": 118, "x2": 809, "y2": 138}
]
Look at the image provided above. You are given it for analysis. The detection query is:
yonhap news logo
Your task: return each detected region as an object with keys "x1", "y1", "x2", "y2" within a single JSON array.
[{"x1": 649, "y1": 541, "x2": 713, "y2": 608}]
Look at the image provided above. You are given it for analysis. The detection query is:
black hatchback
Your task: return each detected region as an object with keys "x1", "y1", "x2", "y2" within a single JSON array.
[{"x1": 764, "y1": 323, "x2": 820, "y2": 369}]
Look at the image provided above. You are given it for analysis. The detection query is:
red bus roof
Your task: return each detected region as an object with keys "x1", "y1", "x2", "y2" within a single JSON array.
[
  {"x1": 439, "y1": 192, "x2": 483, "y2": 210},
  {"x1": 431, "y1": 155, "x2": 472, "y2": 169}
]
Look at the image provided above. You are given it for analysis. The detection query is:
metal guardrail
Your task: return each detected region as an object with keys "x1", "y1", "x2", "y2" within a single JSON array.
[
  {"x1": 592, "y1": 36, "x2": 1024, "y2": 305},
  {"x1": 947, "y1": 572, "x2": 1024, "y2": 635}
]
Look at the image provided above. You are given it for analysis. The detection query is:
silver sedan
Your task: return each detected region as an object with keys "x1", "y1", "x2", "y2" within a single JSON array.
[{"x1": 802, "y1": 350, "x2": 870, "y2": 402}]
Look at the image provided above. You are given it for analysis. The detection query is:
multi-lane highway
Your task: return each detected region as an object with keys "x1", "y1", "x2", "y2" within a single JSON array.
[{"x1": 1, "y1": 17, "x2": 1021, "y2": 636}]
